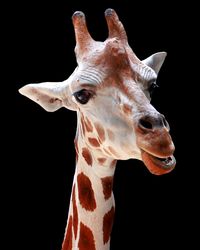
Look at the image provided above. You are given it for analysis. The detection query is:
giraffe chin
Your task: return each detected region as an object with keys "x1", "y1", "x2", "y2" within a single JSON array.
[{"x1": 141, "y1": 150, "x2": 176, "y2": 175}]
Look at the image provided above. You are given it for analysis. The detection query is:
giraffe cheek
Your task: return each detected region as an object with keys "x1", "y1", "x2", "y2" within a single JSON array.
[
  {"x1": 85, "y1": 117, "x2": 93, "y2": 133},
  {"x1": 94, "y1": 122, "x2": 106, "y2": 142},
  {"x1": 107, "y1": 146, "x2": 121, "y2": 159},
  {"x1": 81, "y1": 116, "x2": 86, "y2": 136},
  {"x1": 107, "y1": 129, "x2": 115, "y2": 142}
]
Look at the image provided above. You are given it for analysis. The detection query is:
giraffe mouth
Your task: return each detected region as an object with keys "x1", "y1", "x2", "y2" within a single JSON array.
[{"x1": 141, "y1": 150, "x2": 176, "y2": 175}]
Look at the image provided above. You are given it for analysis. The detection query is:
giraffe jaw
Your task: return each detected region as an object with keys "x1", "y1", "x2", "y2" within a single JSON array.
[{"x1": 141, "y1": 150, "x2": 176, "y2": 175}]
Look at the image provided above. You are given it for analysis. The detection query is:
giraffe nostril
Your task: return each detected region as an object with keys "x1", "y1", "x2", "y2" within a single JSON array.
[
  {"x1": 138, "y1": 114, "x2": 170, "y2": 131},
  {"x1": 138, "y1": 119, "x2": 153, "y2": 130}
]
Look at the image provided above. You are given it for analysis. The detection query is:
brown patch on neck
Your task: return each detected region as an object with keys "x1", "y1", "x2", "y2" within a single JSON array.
[
  {"x1": 88, "y1": 137, "x2": 100, "y2": 147},
  {"x1": 107, "y1": 129, "x2": 115, "y2": 141},
  {"x1": 62, "y1": 216, "x2": 72, "y2": 250},
  {"x1": 122, "y1": 103, "x2": 132, "y2": 115},
  {"x1": 82, "y1": 147, "x2": 93, "y2": 166},
  {"x1": 98, "y1": 158, "x2": 107, "y2": 165},
  {"x1": 103, "y1": 206, "x2": 115, "y2": 244},
  {"x1": 72, "y1": 185, "x2": 78, "y2": 240},
  {"x1": 101, "y1": 176, "x2": 113, "y2": 200},
  {"x1": 85, "y1": 117, "x2": 93, "y2": 133},
  {"x1": 78, "y1": 222, "x2": 96, "y2": 250},
  {"x1": 94, "y1": 122, "x2": 105, "y2": 142},
  {"x1": 77, "y1": 172, "x2": 97, "y2": 211}
]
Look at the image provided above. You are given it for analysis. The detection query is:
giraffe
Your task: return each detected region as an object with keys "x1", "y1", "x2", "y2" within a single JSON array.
[{"x1": 19, "y1": 9, "x2": 176, "y2": 250}]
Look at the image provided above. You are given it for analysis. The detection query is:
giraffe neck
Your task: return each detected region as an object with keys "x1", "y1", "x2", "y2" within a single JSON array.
[{"x1": 62, "y1": 135, "x2": 117, "y2": 250}]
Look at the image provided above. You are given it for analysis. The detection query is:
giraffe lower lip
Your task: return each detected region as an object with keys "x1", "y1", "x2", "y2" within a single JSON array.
[{"x1": 141, "y1": 150, "x2": 176, "y2": 175}]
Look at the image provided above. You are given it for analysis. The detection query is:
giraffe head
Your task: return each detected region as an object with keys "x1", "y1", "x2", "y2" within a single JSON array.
[{"x1": 19, "y1": 9, "x2": 176, "y2": 175}]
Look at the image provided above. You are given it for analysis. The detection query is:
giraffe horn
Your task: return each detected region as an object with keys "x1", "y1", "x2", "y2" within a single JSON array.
[
  {"x1": 104, "y1": 9, "x2": 127, "y2": 42},
  {"x1": 72, "y1": 11, "x2": 94, "y2": 53}
]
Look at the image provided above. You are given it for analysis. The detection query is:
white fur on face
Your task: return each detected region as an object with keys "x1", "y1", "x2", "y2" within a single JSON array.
[{"x1": 75, "y1": 85, "x2": 147, "y2": 160}]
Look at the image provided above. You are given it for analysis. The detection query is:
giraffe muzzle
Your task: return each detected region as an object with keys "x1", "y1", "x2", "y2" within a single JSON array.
[{"x1": 136, "y1": 113, "x2": 176, "y2": 175}]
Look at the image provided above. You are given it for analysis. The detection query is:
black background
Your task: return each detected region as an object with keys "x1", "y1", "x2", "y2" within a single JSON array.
[{"x1": 13, "y1": 0, "x2": 198, "y2": 249}]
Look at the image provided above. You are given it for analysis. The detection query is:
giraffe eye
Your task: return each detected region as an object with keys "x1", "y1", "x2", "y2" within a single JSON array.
[
  {"x1": 148, "y1": 81, "x2": 158, "y2": 97},
  {"x1": 73, "y1": 89, "x2": 93, "y2": 104}
]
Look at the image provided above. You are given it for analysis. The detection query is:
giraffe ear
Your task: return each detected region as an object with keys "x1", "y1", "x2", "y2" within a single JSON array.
[
  {"x1": 142, "y1": 52, "x2": 167, "y2": 74},
  {"x1": 19, "y1": 81, "x2": 77, "y2": 112}
]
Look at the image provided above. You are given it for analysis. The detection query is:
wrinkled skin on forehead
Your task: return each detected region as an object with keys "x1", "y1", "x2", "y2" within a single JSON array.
[{"x1": 19, "y1": 9, "x2": 175, "y2": 175}]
